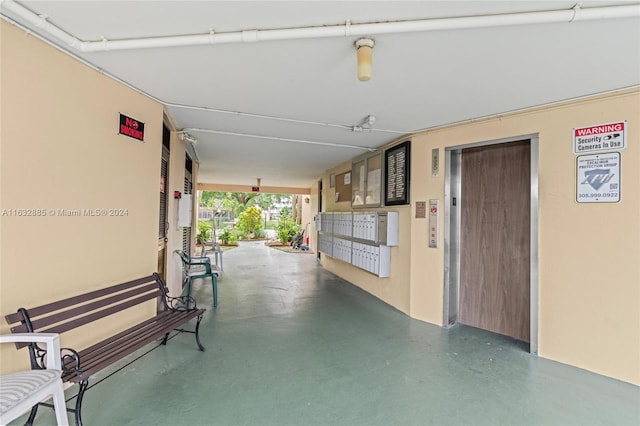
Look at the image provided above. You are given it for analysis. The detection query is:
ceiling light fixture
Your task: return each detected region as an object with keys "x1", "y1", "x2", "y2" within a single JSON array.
[{"x1": 355, "y1": 38, "x2": 375, "y2": 81}]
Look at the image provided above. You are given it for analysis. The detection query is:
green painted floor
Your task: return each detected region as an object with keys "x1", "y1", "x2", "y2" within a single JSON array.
[{"x1": 19, "y1": 241, "x2": 640, "y2": 425}]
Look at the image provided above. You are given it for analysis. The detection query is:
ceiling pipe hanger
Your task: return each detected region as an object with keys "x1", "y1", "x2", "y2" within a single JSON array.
[{"x1": 1, "y1": 1, "x2": 638, "y2": 52}]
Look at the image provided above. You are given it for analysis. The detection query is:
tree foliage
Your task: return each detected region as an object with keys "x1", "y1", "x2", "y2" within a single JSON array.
[
  {"x1": 200, "y1": 191, "x2": 291, "y2": 221},
  {"x1": 236, "y1": 206, "x2": 263, "y2": 235}
]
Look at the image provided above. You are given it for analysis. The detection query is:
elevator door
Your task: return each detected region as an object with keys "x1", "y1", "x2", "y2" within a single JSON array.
[{"x1": 459, "y1": 140, "x2": 531, "y2": 342}]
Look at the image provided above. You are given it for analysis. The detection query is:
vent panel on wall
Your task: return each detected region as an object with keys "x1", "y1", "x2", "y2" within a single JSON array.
[{"x1": 182, "y1": 164, "x2": 193, "y2": 256}]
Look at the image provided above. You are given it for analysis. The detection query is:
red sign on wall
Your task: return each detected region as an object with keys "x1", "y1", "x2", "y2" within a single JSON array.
[
  {"x1": 251, "y1": 186, "x2": 260, "y2": 192},
  {"x1": 119, "y1": 113, "x2": 145, "y2": 141},
  {"x1": 573, "y1": 121, "x2": 626, "y2": 154}
]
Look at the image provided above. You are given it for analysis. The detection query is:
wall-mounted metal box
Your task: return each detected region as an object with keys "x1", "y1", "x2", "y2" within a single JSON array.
[{"x1": 316, "y1": 210, "x2": 398, "y2": 277}]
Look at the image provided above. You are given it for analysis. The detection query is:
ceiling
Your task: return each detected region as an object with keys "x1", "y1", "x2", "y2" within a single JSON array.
[{"x1": 2, "y1": 1, "x2": 639, "y2": 190}]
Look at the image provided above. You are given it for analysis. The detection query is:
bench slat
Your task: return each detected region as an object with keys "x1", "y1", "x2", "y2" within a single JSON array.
[
  {"x1": 75, "y1": 311, "x2": 175, "y2": 360},
  {"x1": 12, "y1": 293, "x2": 161, "y2": 349},
  {"x1": 4, "y1": 275, "x2": 158, "y2": 325},
  {"x1": 11, "y1": 283, "x2": 159, "y2": 334},
  {"x1": 62, "y1": 310, "x2": 203, "y2": 382}
]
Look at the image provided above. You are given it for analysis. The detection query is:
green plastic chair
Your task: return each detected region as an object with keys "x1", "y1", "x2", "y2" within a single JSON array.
[{"x1": 175, "y1": 250, "x2": 219, "y2": 307}]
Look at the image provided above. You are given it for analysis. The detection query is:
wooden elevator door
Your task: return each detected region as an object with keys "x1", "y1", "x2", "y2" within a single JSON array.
[{"x1": 459, "y1": 141, "x2": 531, "y2": 342}]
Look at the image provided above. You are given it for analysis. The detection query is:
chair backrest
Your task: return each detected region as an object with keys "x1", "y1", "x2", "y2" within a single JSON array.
[
  {"x1": 198, "y1": 241, "x2": 220, "y2": 257},
  {"x1": 174, "y1": 250, "x2": 212, "y2": 275},
  {"x1": 175, "y1": 250, "x2": 189, "y2": 264}
]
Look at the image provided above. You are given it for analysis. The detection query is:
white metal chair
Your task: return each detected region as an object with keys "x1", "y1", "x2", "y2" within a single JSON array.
[
  {"x1": 200, "y1": 241, "x2": 224, "y2": 272},
  {"x1": 0, "y1": 333, "x2": 68, "y2": 425}
]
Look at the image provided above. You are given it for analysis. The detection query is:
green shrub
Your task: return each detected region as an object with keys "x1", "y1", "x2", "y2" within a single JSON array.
[
  {"x1": 234, "y1": 228, "x2": 248, "y2": 241},
  {"x1": 219, "y1": 228, "x2": 233, "y2": 244},
  {"x1": 197, "y1": 221, "x2": 212, "y2": 243},
  {"x1": 276, "y1": 214, "x2": 300, "y2": 244}
]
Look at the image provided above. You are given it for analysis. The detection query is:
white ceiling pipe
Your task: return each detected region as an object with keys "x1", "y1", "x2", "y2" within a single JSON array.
[
  {"x1": 184, "y1": 128, "x2": 377, "y2": 152},
  {"x1": 1, "y1": 0, "x2": 638, "y2": 52},
  {"x1": 0, "y1": 0, "x2": 81, "y2": 48}
]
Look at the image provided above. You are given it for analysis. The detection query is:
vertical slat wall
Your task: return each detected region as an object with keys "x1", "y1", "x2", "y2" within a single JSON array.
[{"x1": 182, "y1": 155, "x2": 193, "y2": 256}]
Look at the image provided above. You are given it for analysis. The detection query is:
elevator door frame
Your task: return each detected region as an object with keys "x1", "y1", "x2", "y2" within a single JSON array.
[{"x1": 443, "y1": 134, "x2": 539, "y2": 353}]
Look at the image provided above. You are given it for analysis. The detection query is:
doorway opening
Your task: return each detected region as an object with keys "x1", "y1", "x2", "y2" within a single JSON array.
[{"x1": 444, "y1": 135, "x2": 539, "y2": 353}]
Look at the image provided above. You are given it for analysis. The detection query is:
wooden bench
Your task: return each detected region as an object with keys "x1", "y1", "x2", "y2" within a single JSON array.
[{"x1": 4, "y1": 273, "x2": 205, "y2": 426}]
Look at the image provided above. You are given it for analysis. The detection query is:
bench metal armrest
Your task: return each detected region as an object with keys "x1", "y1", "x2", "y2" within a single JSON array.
[
  {"x1": 0, "y1": 333, "x2": 62, "y2": 370},
  {"x1": 166, "y1": 295, "x2": 199, "y2": 311}
]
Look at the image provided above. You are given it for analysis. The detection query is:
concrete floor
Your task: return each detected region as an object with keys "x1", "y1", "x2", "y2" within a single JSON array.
[{"x1": 19, "y1": 241, "x2": 640, "y2": 425}]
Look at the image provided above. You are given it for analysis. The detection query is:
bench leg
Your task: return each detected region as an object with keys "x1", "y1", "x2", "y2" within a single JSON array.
[
  {"x1": 161, "y1": 332, "x2": 170, "y2": 345},
  {"x1": 74, "y1": 380, "x2": 89, "y2": 426},
  {"x1": 195, "y1": 314, "x2": 205, "y2": 352},
  {"x1": 211, "y1": 275, "x2": 218, "y2": 308},
  {"x1": 25, "y1": 404, "x2": 38, "y2": 425}
]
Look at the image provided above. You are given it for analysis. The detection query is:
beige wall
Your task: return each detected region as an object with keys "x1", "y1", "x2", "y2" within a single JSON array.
[
  {"x1": 319, "y1": 161, "x2": 413, "y2": 315},
  {"x1": 0, "y1": 23, "x2": 165, "y2": 372},
  {"x1": 318, "y1": 89, "x2": 639, "y2": 385}
]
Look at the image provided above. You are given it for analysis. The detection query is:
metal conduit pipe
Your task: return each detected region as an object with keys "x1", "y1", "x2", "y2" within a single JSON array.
[
  {"x1": 1, "y1": 0, "x2": 638, "y2": 52},
  {"x1": 183, "y1": 128, "x2": 377, "y2": 152}
]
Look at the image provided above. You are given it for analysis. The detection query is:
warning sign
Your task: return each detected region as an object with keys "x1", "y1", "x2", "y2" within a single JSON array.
[
  {"x1": 573, "y1": 121, "x2": 626, "y2": 154},
  {"x1": 576, "y1": 152, "x2": 620, "y2": 203}
]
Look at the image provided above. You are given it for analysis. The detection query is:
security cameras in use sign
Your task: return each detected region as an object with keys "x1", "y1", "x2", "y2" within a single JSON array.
[{"x1": 573, "y1": 121, "x2": 626, "y2": 154}]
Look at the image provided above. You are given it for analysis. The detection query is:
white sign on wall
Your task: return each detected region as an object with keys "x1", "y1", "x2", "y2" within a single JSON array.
[
  {"x1": 576, "y1": 153, "x2": 620, "y2": 203},
  {"x1": 178, "y1": 194, "x2": 193, "y2": 227},
  {"x1": 573, "y1": 121, "x2": 626, "y2": 154}
]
